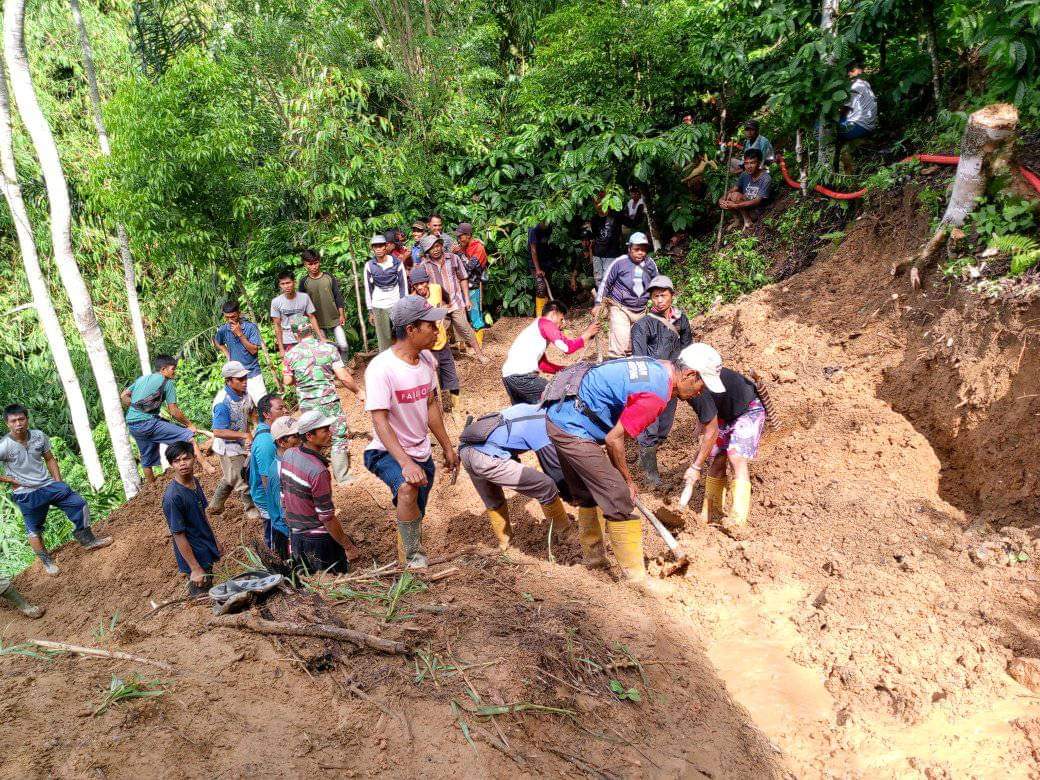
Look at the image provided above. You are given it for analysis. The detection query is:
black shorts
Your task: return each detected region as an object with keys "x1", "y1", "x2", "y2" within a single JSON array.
[{"x1": 291, "y1": 530, "x2": 349, "y2": 575}]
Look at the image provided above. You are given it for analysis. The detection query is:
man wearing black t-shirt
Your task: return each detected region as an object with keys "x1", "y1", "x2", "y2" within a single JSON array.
[
  {"x1": 678, "y1": 344, "x2": 765, "y2": 535},
  {"x1": 589, "y1": 200, "x2": 624, "y2": 288}
]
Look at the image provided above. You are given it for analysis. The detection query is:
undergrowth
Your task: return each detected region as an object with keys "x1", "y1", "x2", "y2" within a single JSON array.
[{"x1": 660, "y1": 236, "x2": 771, "y2": 316}]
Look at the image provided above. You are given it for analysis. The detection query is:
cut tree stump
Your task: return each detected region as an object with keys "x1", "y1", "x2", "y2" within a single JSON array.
[{"x1": 209, "y1": 614, "x2": 408, "y2": 655}]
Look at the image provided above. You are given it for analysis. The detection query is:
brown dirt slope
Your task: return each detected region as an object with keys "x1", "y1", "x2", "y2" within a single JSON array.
[{"x1": 4, "y1": 184, "x2": 1040, "y2": 778}]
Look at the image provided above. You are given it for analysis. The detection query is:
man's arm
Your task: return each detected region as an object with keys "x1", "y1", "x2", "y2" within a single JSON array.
[
  {"x1": 427, "y1": 394, "x2": 459, "y2": 470},
  {"x1": 309, "y1": 313, "x2": 326, "y2": 342},
  {"x1": 604, "y1": 420, "x2": 637, "y2": 503},
  {"x1": 172, "y1": 532, "x2": 207, "y2": 583},
  {"x1": 333, "y1": 366, "x2": 361, "y2": 396},
  {"x1": 166, "y1": 403, "x2": 195, "y2": 429},
  {"x1": 684, "y1": 417, "x2": 720, "y2": 483},
  {"x1": 363, "y1": 265, "x2": 374, "y2": 310},
  {"x1": 529, "y1": 240, "x2": 543, "y2": 277},
  {"x1": 213, "y1": 333, "x2": 231, "y2": 360},
  {"x1": 42, "y1": 450, "x2": 62, "y2": 482},
  {"x1": 272, "y1": 316, "x2": 284, "y2": 354},
  {"x1": 371, "y1": 409, "x2": 428, "y2": 485},
  {"x1": 120, "y1": 387, "x2": 133, "y2": 408},
  {"x1": 330, "y1": 275, "x2": 346, "y2": 314},
  {"x1": 237, "y1": 324, "x2": 260, "y2": 356}
]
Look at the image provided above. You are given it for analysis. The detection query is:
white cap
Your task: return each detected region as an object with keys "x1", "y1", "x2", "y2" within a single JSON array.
[
  {"x1": 270, "y1": 415, "x2": 299, "y2": 441},
  {"x1": 677, "y1": 343, "x2": 725, "y2": 393},
  {"x1": 221, "y1": 360, "x2": 249, "y2": 379},
  {"x1": 627, "y1": 231, "x2": 650, "y2": 247},
  {"x1": 297, "y1": 409, "x2": 338, "y2": 435}
]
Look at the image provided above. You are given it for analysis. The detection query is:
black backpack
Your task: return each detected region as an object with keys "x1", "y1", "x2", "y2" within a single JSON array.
[
  {"x1": 131, "y1": 377, "x2": 169, "y2": 416},
  {"x1": 459, "y1": 411, "x2": 549, "y2": 447}
]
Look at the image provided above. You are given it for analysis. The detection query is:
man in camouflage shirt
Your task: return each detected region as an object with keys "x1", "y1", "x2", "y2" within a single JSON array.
[{"x1": 281, "y1": 314, "x2": 364, "y2": 484}]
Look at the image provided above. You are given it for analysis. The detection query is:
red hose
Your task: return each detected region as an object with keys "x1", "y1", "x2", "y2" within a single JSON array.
[
  {"x1": 776, "y1": 155, "x2": 866, "y2": 199},
  {"x1": 1020, "y1": 165, "x2": 1040, "y2": 196}
]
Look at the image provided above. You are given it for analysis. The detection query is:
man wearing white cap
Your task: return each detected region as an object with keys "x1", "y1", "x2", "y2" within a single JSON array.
[
  {"x1": 281, "y1": 409, "x2": 358, "y2": 573},
  {"x1": 544, "y1": 351, "x2": 705, "y2": 581},
  {"x1": 210, "y1": 360, "x2": 257, "y2": 517},
  {"x1": 363, "y1": 232, "x2": 407, "y2": 352},
  {"x1": 593, "y1": 232, "x2": 659, "y2": 358},
  {"x1": 262, "y1": 414, "x2": 300, "y2": 559},
  {"x1": 364, "y1": 295, "x2": 459, "y2": 568},
  {"x1": 680, "y1": 343, "x2": 764, "y2": 535}
]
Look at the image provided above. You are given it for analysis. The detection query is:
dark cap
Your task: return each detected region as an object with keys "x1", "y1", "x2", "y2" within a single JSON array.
[
  {"x1": 744, "y1": 119, "x2": 760, "y2": 131},
  {"x1": 411, "y1": 220, "x2": 427, "y2": 232},
  {"x1": 390, "y1": 295, "x2": 447, "y2": 328},
  {"x1": 454, "y1": 222, "x2": 473, "y2": 236},
  {"x1": 419, "y1": 234, "x2": 443, "y2": 254},
  {"x1": 409, "y1": 267, "x2": 430, "y2": 285},
  {"x1": 383, "y1": 229, "x2": 398, "y2": 245}
]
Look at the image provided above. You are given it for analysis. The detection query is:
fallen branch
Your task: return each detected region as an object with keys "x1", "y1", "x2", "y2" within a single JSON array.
[
  {"x1": 425, "y1": 566, "x2": 459, "y2": 583},
  {"x1": 208, "y1": 614, "x2": 408, "y2": 655},
  {"x1": 26, "y1": 640, "x2": 173, "y2": 671}
]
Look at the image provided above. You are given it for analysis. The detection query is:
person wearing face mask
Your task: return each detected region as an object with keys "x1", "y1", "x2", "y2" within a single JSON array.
[{"x1": 592, "y1": 232, "x2": 659, "y2": 358}]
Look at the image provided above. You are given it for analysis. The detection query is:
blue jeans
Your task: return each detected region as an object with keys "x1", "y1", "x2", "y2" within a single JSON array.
[
  {"x1": 14, "y1": 481, "x2": 88, "y2": 537},
  {"x1": 838, "y1": 120, "x2": 873, "y2": 142},
  {"x1": 468, "y1": 288, "x2": 485, "y2": 331},
  {"x1": 364, "y1": 449, "x2": 436, "y2": 516},
  {"x1": 128, "y1": 417, "x2": 194, "y2": 468}
]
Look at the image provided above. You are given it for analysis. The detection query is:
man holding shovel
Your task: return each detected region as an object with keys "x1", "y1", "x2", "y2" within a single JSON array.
[{"x1": 544, "y1": 348, "x2": 706, "y2": 581}]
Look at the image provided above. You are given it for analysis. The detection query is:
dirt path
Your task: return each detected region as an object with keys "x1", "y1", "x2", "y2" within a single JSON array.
[{"x1": 3, "y1": 201, "x2": 1040, "y2": 778}]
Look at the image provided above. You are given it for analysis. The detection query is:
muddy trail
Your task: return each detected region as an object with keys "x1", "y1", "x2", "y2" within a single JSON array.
[{"x1": 5, "y1": 191, "x2": 1040, "y2": 778}]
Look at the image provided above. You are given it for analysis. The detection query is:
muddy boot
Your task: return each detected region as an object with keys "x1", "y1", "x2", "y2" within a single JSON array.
[
  {"x1": 35, "y1": 550, "x2": 59, "y2": 576},
  {"x1": 0, "y1": 580, "x2": 44, "y2": 619},
  {"x1": 607, "y1": 518, "x2": 646, "y2": 582},
  {"x1": 541, "y1": 497, "x2": 572, "y2": 537},
  {"x1": 397, "y1": 520, "x2": 428, "y2": 569},
  {"x1": 637, "y1": 446, "x2": 662, "y2": 489},
  {"x1": 486, "y1": 504, "x2": 513, "y2": 551},
  {"x1": 330, "y1": 449, "x2": 353, "y2": 485},
  {"x1": 720, "y1": 478, "x2": 752, "y2": 539},
  {"x1": 577, "y1": 507, "x2": 607, "y2": 569},
  {"x1": 73, "y1": 526, "x2": 113, "y2": 551},
  {"x1": 209, "y1": 482, "x2": 232, "y2": 515},
  {"x1": 700, "y1": 476, "x2": 728, "y2": 525}
]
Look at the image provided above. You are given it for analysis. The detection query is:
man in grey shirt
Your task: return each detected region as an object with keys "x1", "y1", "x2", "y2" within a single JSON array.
[
  {"x1": 270, "y1": 271, "x2": 325, "y2": 356},
  {"x1": 0, "y1": 404, "x2": 112, "y2": 576}
]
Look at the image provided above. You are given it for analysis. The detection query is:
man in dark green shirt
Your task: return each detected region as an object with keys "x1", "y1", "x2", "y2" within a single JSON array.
[{"x1": 299, "y1": 249, "x2": 349, "y2": 359}]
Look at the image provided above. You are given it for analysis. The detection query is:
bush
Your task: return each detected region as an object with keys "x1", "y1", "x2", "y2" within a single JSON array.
[{"x1": 659, "y1": 236, "x2": 771, "y2": 316}]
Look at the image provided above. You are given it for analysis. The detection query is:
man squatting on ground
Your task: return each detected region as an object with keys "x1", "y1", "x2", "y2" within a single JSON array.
[
  {"x1": 364, "y1": 296, "x2": 459, "y2": 569},
  {"x1": 281, "y1": 313, "x2": 362, "y2": 485},
  {"x1": 248, "y1": 394, "x2": 290, "y2": 558},
  {"x1": 210, "y1": 361, "x2": 258, "y2": 518},
  {"x1": 630, "y1": 275, "x2": 693, "y2": 488},
  {"x1": 363, "y1": 232, "x2": 408, "y2": 353},
  {"x1": 543, "y1": 346, "x2": 712, "y2": 581},
  {"x1": 299, "y1": 248, "x2": 350, "y2": 360},
  {"x1": 681, "y1": 346, "x2": 766, "y2": 534},
  {"x1": 0, "y1": 404, "x2": 112, "y2": 577},
  {"x1": 459, "y1": 403, "x2": 571, "y2": 551},
  {"x1": 163, "y1": 441, "x2": 222, "y2": 595},
  {"x1": 213, "y1": 300, "x2": 268, "y2": 403},
  {"x1": 123, "y1": 354, "x2": 211, "y2": 484},
  {"x1": 409, "y1": 266, "x2": 461, "y2": 412},
  {"x1": 500, "y1": 301, "x2": 599, "y2": 405},
  {"x1": 593, "y1": 231, "x2": 658, "y2": 358},
  {"x1": 281, "y1": 410, "x2": 359, "y2": 574}
]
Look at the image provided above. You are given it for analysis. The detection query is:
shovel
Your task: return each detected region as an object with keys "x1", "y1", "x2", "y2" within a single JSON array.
[{"x1": 634, "y1": 499, "x2": 689, "y2": 575}]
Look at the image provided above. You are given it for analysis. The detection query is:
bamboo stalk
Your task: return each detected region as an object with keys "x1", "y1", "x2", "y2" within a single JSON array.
[
  {"x1": 26, "y1": 639, "x2": 173, "y2": 670},
  {"x1": 350, "y1": 253, "x2": 370, "y2": 354}
]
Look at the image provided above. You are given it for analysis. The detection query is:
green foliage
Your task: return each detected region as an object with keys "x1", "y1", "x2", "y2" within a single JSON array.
[
  {"x1": 93, "y1": 675, "x2": 167, "y2": 716},
  {"x1": 608, "y1": 678, "x2": 642, "y2": 702},
  {"x1": 660, "y1": 237, "x2": 771, "y2": 316},
  {"x1": 990, "y1": 234, "x2": 1040, "y2": 275},
  {"x1": 967, "y1": 193, "x2": 1037, "y2": 240}
]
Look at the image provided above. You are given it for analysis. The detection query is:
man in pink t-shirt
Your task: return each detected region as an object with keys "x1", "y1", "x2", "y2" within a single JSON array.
[{"x1": 364, "y1": 296, "x2": 460, "y2": 568}]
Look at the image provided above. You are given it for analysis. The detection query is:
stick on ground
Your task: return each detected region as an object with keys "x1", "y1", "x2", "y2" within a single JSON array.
[
  {"x1": 209, "y1": 614, "x2": 408, "y2": 655},
  {"x1": 26, "y1": 640, "x2": 174, "y2": 670}
]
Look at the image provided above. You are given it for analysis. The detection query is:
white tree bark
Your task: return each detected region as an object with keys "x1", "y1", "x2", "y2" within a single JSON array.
[
  {"x1": 69, "y1": 0, "x2": 150, "y2": 376},
  {"x1": 0, "y1": 59, "x2": 105, "y2": 489},
  {"x1": 4, "y1": 0, "x2": 140, "y2": 498},
  {"x1": 816, "y1": 0, "x2": 839, "y2": 167}
]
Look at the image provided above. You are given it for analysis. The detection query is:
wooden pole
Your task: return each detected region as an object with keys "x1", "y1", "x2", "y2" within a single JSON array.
[
  {"x1": 713, "y1": 105, "x2": 730, "y2": 251},
  {"x1": 27, "y1": 639, "x2": 174, "y2": 670},
  {"x1": 209, "y1": 614, "x2": 408, "y2": 655},
  {"x1": 350, "y1": 253, "x2": 370, "y2": 354}
]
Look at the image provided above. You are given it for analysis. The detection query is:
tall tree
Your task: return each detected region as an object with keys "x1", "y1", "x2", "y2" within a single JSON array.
[
  {"x1": 3, "y1": 0, "x2": 141, "y2": 498},
  {"x1": 0, "y1": 58, "x2": 105, "y2": 490},
  {"x1": 69, "y1": 0, "x2": 151, "y2": 375}
]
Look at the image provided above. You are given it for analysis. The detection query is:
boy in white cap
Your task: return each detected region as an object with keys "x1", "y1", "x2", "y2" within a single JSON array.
[
  {"x1": 679, "y1": 343, "x2": 764, "y2": 535},
  {"x1": 593, "y1": 232, "x2": 659, "y2": 357},
  {"x1": 210, "y1": 360, "x2": 257, "y2": 517},
  {"x1": 364, "y1": 295, "x2": 459, "y2": 568},
  {"x1": 363, "y1": 232, "x2": 407, "y2": 352}
]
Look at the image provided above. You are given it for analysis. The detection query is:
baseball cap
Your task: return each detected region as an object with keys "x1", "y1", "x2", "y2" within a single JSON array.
[
  {"x1": 270, "y1": 415, "x2": 299, "y2": 441},
  {"x1": 677, "y1": 343, "x2": 726, "y2": 393},
  {"x1": 454, "y1": 222, "x2": 473, "y2": 236},
  {"x1": 627, "y1": 231, "x2": 650, "y2": 247},
  {"x1": 297, "y1": 409, "x2": 338, "y2": 435},
  {"x1": 409, "y1": 266, "x2": 431, "y2": 285},
  {"x1": 390, "y1": 295, "x2": 446, "y2": 328},
  {"x1": 286, "y1": 313, "x2": 313, "y2": 338},
  {"x1": 647, "y1": 275, "x2": 674, "y2": 292},
  {"x1": 411, "y1": 220, "x2": 427, "y2": 232},
  {"x1": 221, "y1": 360, "x2": 249, "y2": 379},
  {"x1": 419, "y1": 234, "x2": 443, "y2": 254},
  {"x1": 370, "y1": 233, "x2": 387, "y2": 245},
  {"x1": 744, "y1": 119, "x2": 760, "y2": 131}
]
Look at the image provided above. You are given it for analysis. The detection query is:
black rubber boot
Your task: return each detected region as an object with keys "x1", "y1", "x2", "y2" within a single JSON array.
[
  {"x1": 638, "y1": 446, "x2": 662, "y2": 488},
  {"x1": 73, "y1": 526, "x2": 113, "y2": 551},
  {"x1": 0, "y1": 580, "x2": 44, "y2": 619}
]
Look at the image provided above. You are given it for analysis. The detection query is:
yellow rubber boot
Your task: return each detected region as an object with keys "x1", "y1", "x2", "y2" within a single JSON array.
[
  {"x1": 700, "y1": 475, "x2": 728, "y2": 524},
  {"x1": 727, "y1": 478, "x2": 751, "y2": 528},
  {"x1": 535, "y1": 297, "x2": 548, "y2": 317},
  {"x1": 541, "y1": 497, "x2": 571, "y2": 535},
  {"x1": 475, "y1": 329, "x2": 485, "y2": 346},
  {"x1": 607, "y1": 518, "x2": 646, "y2": 581},
  {"x1": 577, "y1": 507, "x2": 607, "y2": 568},
  {"x1": 486, "y1": 504, "x2": 513, "y2": 550}
]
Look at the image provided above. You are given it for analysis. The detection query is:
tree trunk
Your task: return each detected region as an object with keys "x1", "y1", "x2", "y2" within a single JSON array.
[
  {"x1": 901, "y1": 103, "x2": 1019, "y2": 286},
  {"x1": 69, "y1": 0, "x2": 150, "y2": 376},
  {"x1": 4, "y1": 0, "x2": 140, "y2": 498},
  {"x1": 796, "y1": 128, "x2": 808, "y2": 196},
  {"x1": 638, "y1": 184, "x2": 663, "y2": 252},
  {"x1": 0, "y1": 59, "x2": 105, "y2": 490},
  {"x1": 816, "y1": 0, "x2": 839, "y2": 169},
  {"x1": 924, "y1": 6, "x2": 943, "y2": 110},
  {"x1": 421, "y1": 0, "x2": 433, "y2": 37}
]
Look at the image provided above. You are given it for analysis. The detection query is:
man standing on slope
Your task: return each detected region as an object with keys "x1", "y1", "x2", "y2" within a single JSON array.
[
  {"x1": 270, "y1": 271, "x2": 325, "y2": 359},
  {"x1": 454, "y1": 222, "x2": 489, "y2": 345},
  {"x1": 281, "y1": 314, "x2": 363, "y2": 484},
  {"x1": 248, "y1": 394, "x2": 288, "y2": 554},
  {"x1": 593, "y1": 232, "x2": 658, "y2": 358},
  {"x1": 210, "y1": 361, "x2": 257, "y2": 518},
  {"x1": 409, "y1": 266, "x2": 461, "y2": 413},
  {"x1": 213, "y1": 300, "x2": 267, "y2": 403},
  {"x1": 362, "y1": 233, "x2": 407, "y2": 353},
  {"x1": 501, "y1": 301, "x2": 599, "y2": 405},
  {"x1": 419, "y1": 235, "x2": 489, "y2": 364},
  {"x1": 298, "y1": 249, "x2": 350, "y2": 361},
  {"x1": 364, "y1": 296, "x2": 459, "y2": 569},
  {"x1": 0, "y1": 404, "x2": 112, "y2": 577},
  {"x1": 544, "y1": 349, "x2": 706, "y2": 581},
  {"x1": 263, "y1": 415, "x2": 301, "y2": 560}
]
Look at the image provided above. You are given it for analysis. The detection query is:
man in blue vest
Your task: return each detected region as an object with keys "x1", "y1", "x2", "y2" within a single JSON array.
[
  {"x1": 544, "y1": 347, "x2": 714, "y2": 581},
  {"x1": 363, "y1": 233, "x2": 408, "y2": 352},
  {"x1": 210, "y1": 361, "x2": 257, "y2": 518}
]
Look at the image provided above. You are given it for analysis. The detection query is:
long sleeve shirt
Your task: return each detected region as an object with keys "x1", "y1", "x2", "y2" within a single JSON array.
[
  {"x1": 595, "y1": 254, "x2": 659, "y2": 311},
  {"x1": 630, "y1": 307, "x2": 693, "y2": 362}
]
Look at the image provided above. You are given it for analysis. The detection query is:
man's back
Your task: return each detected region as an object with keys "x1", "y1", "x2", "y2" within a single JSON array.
[{"x1": 285, "y1": 339, "x2": 341, "y2": 406}]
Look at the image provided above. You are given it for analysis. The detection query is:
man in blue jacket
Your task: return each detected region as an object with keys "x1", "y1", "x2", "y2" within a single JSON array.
[
  {"x1": 248, "y1": 394, "x2": 287, "y2": 552},
  {"x1": 592, "y1": 232, "x2": 658, "y2": 358}
]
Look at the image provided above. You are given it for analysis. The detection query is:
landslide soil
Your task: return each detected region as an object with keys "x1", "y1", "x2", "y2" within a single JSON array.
[{"x1": 4, "y1": 185, "x2": 1040, "y2": 778}]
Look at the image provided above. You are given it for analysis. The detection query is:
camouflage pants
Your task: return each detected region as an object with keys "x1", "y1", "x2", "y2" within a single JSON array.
[{"x1": 300, "y1": 397, "x2": 351, "y2": 483}]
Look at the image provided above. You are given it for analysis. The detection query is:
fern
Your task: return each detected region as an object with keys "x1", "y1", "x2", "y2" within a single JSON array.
[{"x1": 990, "y1": 235, "x2": 1040, "y2": 275}]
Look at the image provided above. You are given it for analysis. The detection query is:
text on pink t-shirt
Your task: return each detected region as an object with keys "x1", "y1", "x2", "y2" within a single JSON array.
[{"x1": 364, "y1": 349, "x2": 438, "y2": 460}]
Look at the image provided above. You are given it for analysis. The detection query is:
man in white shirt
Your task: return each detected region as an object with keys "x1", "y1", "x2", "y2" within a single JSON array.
[
  {"x1": 837, "y1": 61, "x2": 878, "y2": 172},
  {"x1": 362, "y1": 233, "x2": 407, "y2": 352}
]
